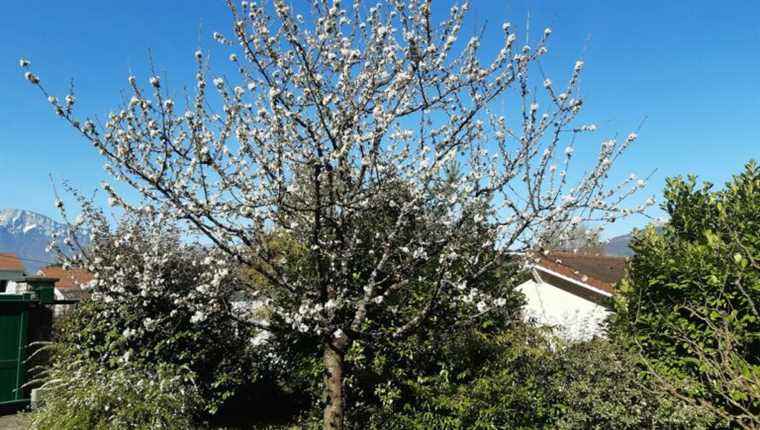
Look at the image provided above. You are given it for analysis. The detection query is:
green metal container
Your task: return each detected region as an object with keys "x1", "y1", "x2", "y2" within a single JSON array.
[
  {"x1": 0, "y1": 277, "x2": 57, "y2": 411},
  {"x1": 0, "y1": 294, "x2": 32, "y2": 406}
]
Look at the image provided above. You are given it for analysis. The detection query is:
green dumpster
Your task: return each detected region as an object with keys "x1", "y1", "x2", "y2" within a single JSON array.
[{"x1": 0, "y1": 293, "x2": 32, "y2": 407}]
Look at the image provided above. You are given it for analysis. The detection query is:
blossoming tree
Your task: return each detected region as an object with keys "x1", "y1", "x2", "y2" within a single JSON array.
[{"x1": 23, "y1": 0, "x2": 648, "y2": 427}]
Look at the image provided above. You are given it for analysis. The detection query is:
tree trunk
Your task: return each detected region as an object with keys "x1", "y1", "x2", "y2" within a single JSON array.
[{"x1": 323, "y1": 341, "x2": 345, "y2": 430}]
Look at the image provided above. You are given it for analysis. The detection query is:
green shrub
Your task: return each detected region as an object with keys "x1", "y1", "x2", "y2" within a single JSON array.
[
  {"x1": 38, "y1": 209, "x2": 290, "y2": 427},
  {"x1": 59, "y1": 295, "x2": 257, "y2": 418},
  {"x1": 370, "y1": 327, "x2": 710, "y2": 430},
  {"x1": 612, "y1": 161, "x2": 760, "y2": 427},
  {"x1": 237, "y1": 183, "x2": 530, "y2": 428},
  {"x1": 52, "y1": 211, "x2": 264, "y2": 418},
  {"x1": 268, "y1": 323, "x2": 708, "y2": 429},
  {"x1": 30, "y1": 357, "x2": 200, "y2": 430}
]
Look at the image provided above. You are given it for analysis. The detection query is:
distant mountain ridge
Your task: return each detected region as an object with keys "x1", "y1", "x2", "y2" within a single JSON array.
[
  {"x1": 1, "y1": 206, "x2": 656, "y2": 270},
  {"x1": 604, "y1": 233, "x2": 636, "y2": 257},
  {"x1": 604, "y1": 225, "x2": 666, "y2": 257},
  {"x1": 0, "y1": 209, "x2": 72, "y2": 273}
]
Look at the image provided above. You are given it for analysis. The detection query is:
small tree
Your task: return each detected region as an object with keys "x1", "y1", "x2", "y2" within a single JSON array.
[
  {"x1": 612, "y1": 161, "x2": 760, "y2": 428},
  {"x1": 23, "y1": 1, "x2": 647, "y2": 427}
]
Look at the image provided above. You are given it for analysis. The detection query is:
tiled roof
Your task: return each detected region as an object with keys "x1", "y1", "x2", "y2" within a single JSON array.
[
  {"x1": 534, "y1": 251, "x2": 627, "y2": 295},
  {"x1": 38, "y1": 266, "x2": 93, "y2": 290},
  {"x1": 0, "y1": 253, "x2": 25, "y2": 272}
]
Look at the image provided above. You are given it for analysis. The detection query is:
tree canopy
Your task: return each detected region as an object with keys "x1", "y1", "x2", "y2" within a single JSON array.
[
  {"x1": 24, "y1": 1, "x2": 648, "y2": 427},
  {"x1": 612, "y1": 161, "x2": 760, "y2": 428}
]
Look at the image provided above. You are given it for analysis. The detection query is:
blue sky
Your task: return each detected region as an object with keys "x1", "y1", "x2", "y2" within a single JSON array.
[{"x1": 1, "y1": 0, "x2": 758, "y2": 238}]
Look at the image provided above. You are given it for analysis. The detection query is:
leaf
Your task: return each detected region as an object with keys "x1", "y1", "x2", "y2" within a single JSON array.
[{"x1": 733, "y1": 253, "x2": 745, "y2": 267}]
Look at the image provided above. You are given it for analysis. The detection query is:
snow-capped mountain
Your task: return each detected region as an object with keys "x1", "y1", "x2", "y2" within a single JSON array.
[{"x1": 0, "y1": 209, "x2": 72, "y2": 273}]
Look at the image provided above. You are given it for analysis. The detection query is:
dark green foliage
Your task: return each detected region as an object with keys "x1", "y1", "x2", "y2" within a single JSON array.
[
  {"x1": 39, "y1": 163, "x2": 760, "y2": 429},
  {"x1": 357, "y1": 327, "x2": 705, "y2": 430},
  {"x1": 266, "y1": 317, "x2": 706, "y2": 429},
  {"x1": 243, "y1": 176, "x2": 532, "y2": 427},
  {"x1": 612, "y1": 161, "x2": 760, "y2": 427}
]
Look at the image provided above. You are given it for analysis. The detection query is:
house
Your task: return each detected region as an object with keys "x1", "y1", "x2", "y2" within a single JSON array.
[
  {"x1": 0, "y1": 253, "x2": 26, "y2": 293},
  {"x1": 37, "y1": 266, "x2": 93, "y2": 302},
  {"x1": 517, "y1": 252, "x2": 627, "y2": 340},
  {"x1": 37, "y1": 265, "x2": 93, "y2": 297}
]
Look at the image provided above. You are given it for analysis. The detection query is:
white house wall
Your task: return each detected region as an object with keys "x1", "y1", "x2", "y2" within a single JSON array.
[{"x1": 517, "y1": 279, "x2": 610, "y2": 341}]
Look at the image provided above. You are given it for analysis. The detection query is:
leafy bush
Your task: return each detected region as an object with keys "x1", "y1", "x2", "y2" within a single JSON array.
[
  {"x1": 30, "y1": 356, "x2": 200, "y2": 430},
  {"x1": 39, "y1": 205, "x2": 282, "y2": 425},
  {"x1": 259, "y1": 322, "x2": 707, "y2": 429},
  {"x1": 612, "y1": 161, "x2": 760, "y2": 427},
  {"x1": 371, "y1": 327, "x2": 709, "y2": 430}
]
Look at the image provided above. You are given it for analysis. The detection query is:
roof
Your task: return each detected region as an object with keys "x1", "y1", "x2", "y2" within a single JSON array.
[
  {"x1": 37, "y1": 266, "x2": 93, "y2": 290},
  {"x1": 533, "y1": 251, "x2": 627, "y2": 295},
  {"x1": 0, "y1": 253, "x2": 25, "y2": 272}
]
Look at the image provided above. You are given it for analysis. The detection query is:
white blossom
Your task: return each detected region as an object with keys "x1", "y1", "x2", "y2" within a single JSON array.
[
  {"x1": 24, "y1": 72, "x2": 39, "y2": 84},
  {"x1": 190, "y1": 310, "x2": 207, "y2": 323}
]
